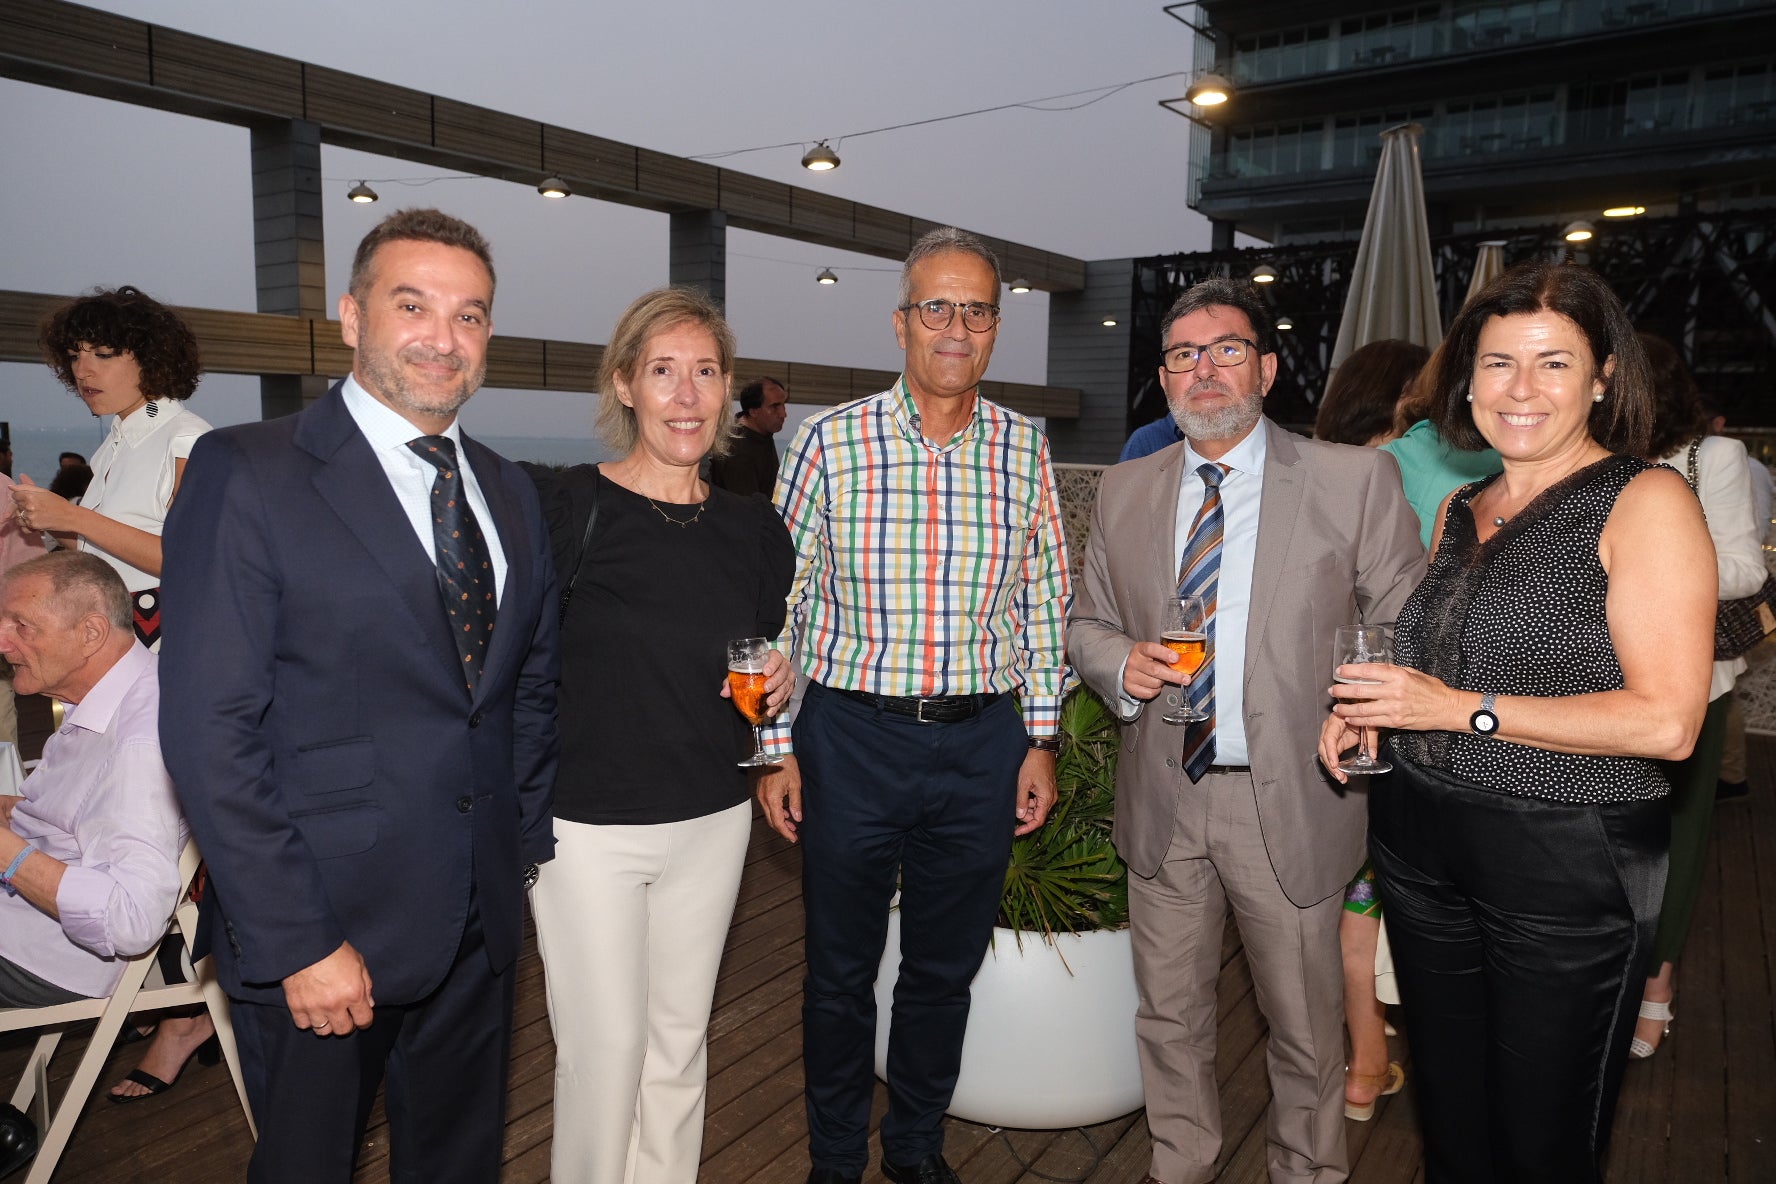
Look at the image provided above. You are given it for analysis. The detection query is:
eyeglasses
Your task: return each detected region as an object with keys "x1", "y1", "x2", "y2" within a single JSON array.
[
  {"x1": 1161, "y1": 337, "x2": 1257, "y2": 373},
  {"x1": 899, "y1": 299, "x2": 1001, "y2": 333}
]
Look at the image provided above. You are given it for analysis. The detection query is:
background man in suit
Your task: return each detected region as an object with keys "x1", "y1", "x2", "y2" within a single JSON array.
[
  {"x1": 708, "y1": 375, "x2": 789, "y2": 495},
  {"x1": 1068, "y1": 278, "x2": 1423, "y2": 1184},
  {"x1": 159, "y1": 208, "x2": 559, "y2": 1184}
]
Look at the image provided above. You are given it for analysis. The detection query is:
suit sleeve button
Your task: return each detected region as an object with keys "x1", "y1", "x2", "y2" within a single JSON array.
[{"x1": 456, "y1": 796, "x2": 473, "y2": 813}]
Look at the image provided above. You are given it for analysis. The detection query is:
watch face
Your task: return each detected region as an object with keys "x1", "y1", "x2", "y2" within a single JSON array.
[{"x1": 1471, "y1": 709, "x2": 1499, "y2": 736}]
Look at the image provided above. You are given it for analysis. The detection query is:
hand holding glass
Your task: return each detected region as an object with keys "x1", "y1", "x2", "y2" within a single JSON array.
[
  {"x1": 728, "y1": 637, "x2": 784, "y2": 768},
  {"x1": 1159, "y1": 595, "x2": 1210, "y2": 725},
  {"x1": 1332, "y1": 624, "x2": 1393, "y2": 775}
]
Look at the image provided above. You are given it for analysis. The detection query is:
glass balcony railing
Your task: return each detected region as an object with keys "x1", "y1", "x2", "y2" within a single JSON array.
[
  {"x1": 1228, "y1": 0, "x2": 1768, "y2": 87},
  {"x1": 1206, "y1": 63, "x2": 1775, "y2": 184}
]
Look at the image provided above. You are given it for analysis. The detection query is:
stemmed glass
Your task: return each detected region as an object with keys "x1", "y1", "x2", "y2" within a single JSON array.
[
  {"x1": 728, "y1": 637, "x2": 783, "y2": 768},
  {"x1": 1159, "y1": 595, "x2": 1210, "y2": 725},
  {"x1": 1332, "y1": 624, "x2": 1393, "y2": 775}
]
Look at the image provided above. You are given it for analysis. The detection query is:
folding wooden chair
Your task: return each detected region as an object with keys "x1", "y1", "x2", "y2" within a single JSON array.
[{"x1": 0, "y1": 836, "x2": 255, "y2": 1182}]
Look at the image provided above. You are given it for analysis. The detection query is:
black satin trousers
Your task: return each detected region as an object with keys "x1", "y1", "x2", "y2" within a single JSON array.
[{"x1": 1369, "y1": 756, "x2": 1668, "y2": 1184}]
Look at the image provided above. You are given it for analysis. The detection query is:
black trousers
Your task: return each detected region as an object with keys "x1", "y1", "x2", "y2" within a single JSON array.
[
  {"x1": 795, "y1": 683, "x2": 1026, "y2": 1174},
  {"x1": 1369, "y1": 757, "x2": 1667, "y2": 1184},
  {"x1": 231, "y1": 891, "x2": 516, "y2": 1184}
]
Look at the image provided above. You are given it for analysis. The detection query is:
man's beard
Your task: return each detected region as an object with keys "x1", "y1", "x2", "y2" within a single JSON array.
[
  {"x1": 1169, "y1": 382, "x2": 1264, "y2": 442},
  {"x1": 356, "y1": 339, "x2": 482, "y2": 420}
]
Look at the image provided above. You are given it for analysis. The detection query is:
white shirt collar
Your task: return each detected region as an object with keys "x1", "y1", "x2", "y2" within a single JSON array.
[
  {"x1": 340, "y1": 373, "x2": 465, "y2": 454},
  {"x1": 1182, "y1": 417, "x2": 1268, "y2": 479},
  {"x1": 110, "y1": 400, "x2": 185, "y2": 448},
  {"x1": 63, "y1": 642, "x2": 154, "y2": 736}
]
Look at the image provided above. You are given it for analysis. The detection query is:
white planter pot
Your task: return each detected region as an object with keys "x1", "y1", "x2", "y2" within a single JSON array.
[{"x1": 873, "y1": 907, "x2": 1144, "y2": 1129}]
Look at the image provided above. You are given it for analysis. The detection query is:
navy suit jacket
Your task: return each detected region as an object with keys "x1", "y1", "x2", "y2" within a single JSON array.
[{"x1": 159, "y1": 384, "x2": 559, "y2": 1005}]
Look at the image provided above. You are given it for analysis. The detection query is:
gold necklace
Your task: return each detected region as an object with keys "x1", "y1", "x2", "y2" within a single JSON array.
[{"x1": 645, "y1": 497, "x2": 704, "y2": 527}]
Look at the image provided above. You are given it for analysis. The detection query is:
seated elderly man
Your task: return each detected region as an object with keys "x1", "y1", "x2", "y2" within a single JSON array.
[{"x1": 0, "y1": 551, "x2": 184, "y2": 1007}]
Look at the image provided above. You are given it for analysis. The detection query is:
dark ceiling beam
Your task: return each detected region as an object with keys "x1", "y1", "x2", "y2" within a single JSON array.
[{"x1": 0, "y1": 0, "x2": 1087, "y2": 293}]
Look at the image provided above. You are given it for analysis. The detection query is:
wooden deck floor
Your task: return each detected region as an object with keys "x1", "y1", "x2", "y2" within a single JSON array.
[{"x1": 6, "y1": 740, "x2": 1776, "y2": 1183}]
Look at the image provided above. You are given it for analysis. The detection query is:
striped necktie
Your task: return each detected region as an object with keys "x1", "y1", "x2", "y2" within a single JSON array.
[
  {"x1": 1179, "y1": 462, "x2": 1230, "y2": 783},
  {"x1": 407, "y1": 436, "x2": 498, "y2": 694}
]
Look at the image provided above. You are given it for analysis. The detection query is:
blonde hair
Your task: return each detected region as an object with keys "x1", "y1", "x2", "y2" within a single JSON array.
[{"x1": 595, "y1": 287, "x2": 737, "y2": 457}]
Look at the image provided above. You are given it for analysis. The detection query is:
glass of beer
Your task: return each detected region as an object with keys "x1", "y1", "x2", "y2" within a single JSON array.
[
  {"x1": 1159, "y1": 595, "x2": 1210, "y2": 725},
  {"x1": 728, "y1": 637, "x2": 783, "y2": 768},
  {"x1": 1332, "y1": 624, "x2": 1393, "y2": 775}
]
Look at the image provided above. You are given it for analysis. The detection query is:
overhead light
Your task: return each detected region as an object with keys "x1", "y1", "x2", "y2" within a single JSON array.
[
  {"x1": 1102, "y1": 318, "x2": 1118, "y2": 327},
  {"x1": 1275, "y1": 315, "x2": 1295, "y2": 331},
  {"x1": 537, "y1": 175, "x2": 571, "y2": 198},
  {"x1": 1185, "y1": 72, "x2": 1234, "y2": 107},
  {"x1": 1009, "y1": 278, "x2": 1032, "y2": 294},
  {"x1": 347, "y1": 181, "x2": 378, "y2": 204},
  {"x1": 1563, "y1": 219, "x2": 1595, "y2": 242},
  {"x1": 1603, "y1": 205, "x2": 1646, "y2": 218},
  {"x1": 1251, "y1": 264, "x2": 1278, "y2": 283},
  {"x1": 802, "y1": 142, "x2": 840, "y2": 172},
  {"x1": 816, "y1": 268, "x2": 838, "y2": 285}
]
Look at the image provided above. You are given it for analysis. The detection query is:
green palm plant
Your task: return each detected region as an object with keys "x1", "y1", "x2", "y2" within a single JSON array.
[{"x1": 998, "y1": 687, "x2": 1128, "y2": 944}]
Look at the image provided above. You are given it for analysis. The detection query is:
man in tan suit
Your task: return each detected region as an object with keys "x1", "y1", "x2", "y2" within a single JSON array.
[{"x1": 1068, "y1": 279, "x2": 1423, "y2": 1184}]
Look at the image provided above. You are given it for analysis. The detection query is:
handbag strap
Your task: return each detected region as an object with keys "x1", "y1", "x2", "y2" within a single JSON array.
[{"x1": 558, "y1": 473, "x2": 600, "y2": 624}]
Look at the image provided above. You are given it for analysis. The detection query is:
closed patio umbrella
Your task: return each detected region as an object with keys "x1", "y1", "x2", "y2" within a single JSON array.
[
  {"x1": 1466, "y1": 240, "x2": 1509, "y2": 304},
  {"x1": 1329, "y1": 123, "x2": 1442, "y2": 381}
]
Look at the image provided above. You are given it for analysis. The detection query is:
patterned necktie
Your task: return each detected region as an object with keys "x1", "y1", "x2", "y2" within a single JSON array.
[
  {"x1": 407, "y1": 436, "x2": 497, "y2": 694},
  {"x1": 1178, "y1": 462, "x2": 1230, "y2": 783}
]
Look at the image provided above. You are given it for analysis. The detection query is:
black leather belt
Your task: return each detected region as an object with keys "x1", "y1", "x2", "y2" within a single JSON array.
[
  {"x1": 1206, "y1": 764, "x2": 1251, "y2": 775},
  {"x1": 833, "y1": 688, "x2": 1002, "y2": 723}
]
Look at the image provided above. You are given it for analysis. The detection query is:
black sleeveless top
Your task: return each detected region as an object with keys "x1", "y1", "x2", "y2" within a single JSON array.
[{"x1": 1389, "y1": 454, "x2": 1668, "y2": 803}]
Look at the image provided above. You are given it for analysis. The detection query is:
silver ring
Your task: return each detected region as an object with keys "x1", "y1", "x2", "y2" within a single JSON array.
[{"x1": 315, "y1": 1021, "x2": 330, "y2": 1030}]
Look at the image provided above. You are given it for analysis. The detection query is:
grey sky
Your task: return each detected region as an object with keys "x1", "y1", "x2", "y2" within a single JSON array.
[{"x1": 1, "y1": 0, "x2": 1214, "y2": 454}]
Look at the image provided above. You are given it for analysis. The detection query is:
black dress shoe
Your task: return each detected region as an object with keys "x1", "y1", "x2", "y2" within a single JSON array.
[
  {"x1": 882, "y1": 1153, "x2": 962, "y2": 1184},
  {"x1": 806, "y1": 1168, "x2": 862, "y2": 1184}
]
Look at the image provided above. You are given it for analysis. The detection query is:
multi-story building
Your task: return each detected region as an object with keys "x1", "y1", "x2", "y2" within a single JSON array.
[{"x1": 1180, "y1": 0, "x2": 1776, "y2": 245}]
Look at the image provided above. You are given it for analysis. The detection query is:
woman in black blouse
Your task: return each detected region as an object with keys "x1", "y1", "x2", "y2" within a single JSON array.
[
  {"x1": 527, "y1": 287, "x2": 795, "y2": 1184},
  {"x1": 1317, "y1": 263, "x2": 1716, "y2": 1183}
]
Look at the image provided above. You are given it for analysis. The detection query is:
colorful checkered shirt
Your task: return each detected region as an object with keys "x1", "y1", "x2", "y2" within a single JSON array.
[{"x1": 765, "y1": 379, "x2": 1074, "y2": 750}]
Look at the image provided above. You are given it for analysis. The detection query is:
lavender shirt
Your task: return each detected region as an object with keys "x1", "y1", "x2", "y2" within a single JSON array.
[{"x1": 0, "y1": 643, "x2": 185, "y2": 997}]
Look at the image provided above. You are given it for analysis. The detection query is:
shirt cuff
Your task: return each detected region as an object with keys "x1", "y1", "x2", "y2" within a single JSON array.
[
  {"x1": 1113, "y1": 655, "x2": 1144, "y2": 723},
  {"x1": 1021, "y1": 696, "x2": 1063, "y2": 736}
]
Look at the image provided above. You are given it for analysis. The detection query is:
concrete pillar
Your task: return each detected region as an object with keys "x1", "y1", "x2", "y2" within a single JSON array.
[
  {"x1": 250, "y1": 118, "x2": 329, "y2": 419},
  {"x1": 1211, "y1": 218, "x2": 1235, "y2": 251},
  {"x1": 1044, "y1": 258, "x2": 1135, "y2": 465},
  {"x1": 669, "y1": 210, "x2": 728, "y2": 307}
]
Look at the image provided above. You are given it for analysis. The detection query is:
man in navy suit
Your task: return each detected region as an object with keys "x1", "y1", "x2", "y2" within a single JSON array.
[{"x1": 160, "y1": 208, "x2": 559, "y2": 1183}]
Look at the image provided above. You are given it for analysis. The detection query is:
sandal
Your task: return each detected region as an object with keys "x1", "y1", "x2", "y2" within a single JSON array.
[
  {"x1": 107, "y1": 1035, "x2": 220, "y2": 1104},
  {"x1": 1344, "y1": 1061, "x2": 1405, "y2": 1121},
  {"x1": 1629, "y1": 999, "x2": 1673, "y2": 1059}
]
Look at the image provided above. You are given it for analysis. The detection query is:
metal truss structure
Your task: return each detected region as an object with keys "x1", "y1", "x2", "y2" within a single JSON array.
[{"x1": 1129, "y1": 210, "x2": 1776, "y2": 433}]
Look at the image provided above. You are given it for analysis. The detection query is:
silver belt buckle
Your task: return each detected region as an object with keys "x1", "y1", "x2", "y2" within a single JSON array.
[{"x1": 915, "y1": 698, "x2": 937, "y2": 724}]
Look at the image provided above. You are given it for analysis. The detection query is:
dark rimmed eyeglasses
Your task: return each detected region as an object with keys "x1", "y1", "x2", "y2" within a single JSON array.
[
  {"x1": 1161, "y1": 336, "x2": 1257, "y2": 373},
  {"x1": 899, "y1": 299, "x2": 1001, "y2": 333}
]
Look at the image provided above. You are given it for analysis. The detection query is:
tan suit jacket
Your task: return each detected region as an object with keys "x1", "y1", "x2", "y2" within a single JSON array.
[{"x1": 1069, "y1": 419, "x2": 1425, "y2": 907}]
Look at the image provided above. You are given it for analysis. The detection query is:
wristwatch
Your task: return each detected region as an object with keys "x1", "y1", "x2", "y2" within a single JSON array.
[{"x1": 1469, "y1": 693, "x2": 1499, "y2": 737}]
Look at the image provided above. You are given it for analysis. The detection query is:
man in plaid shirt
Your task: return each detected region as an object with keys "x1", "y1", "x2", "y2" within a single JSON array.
[{"x1": 757, "y1": 227, "x2": 1072, "y2": 1184}]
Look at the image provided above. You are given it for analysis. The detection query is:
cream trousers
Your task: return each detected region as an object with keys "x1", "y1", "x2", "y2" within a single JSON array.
[{"x1": 531, "y1": 801, "x2": 751, "y2": 1184}]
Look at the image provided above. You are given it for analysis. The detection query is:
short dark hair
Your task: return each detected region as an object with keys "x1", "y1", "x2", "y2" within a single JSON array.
[
  {"x1": 738, "y1": 377, "x2": 785, "y2": 413},
  {"x1": 348, "y1": 208, "x2": 496, "y2": 303},
  {"x1": 898, "y1": 227, "x2": 1002, "y2": 307},
  {"x1": 40, "y1": 286, "x2": 202, "y2": 402},
  {"x1": 48, "y1": 463, "x2": 94, "y2": 502},
  {"x1": 4, "y1": 550, "x2": 132, "y2": 631},
  {"x1": 1431, "y1": 262, "x2": 1650, "y2": 455},
  {"x1": 1160, "y1": 278, "x2": 1278, "y2": 359},
  {"x1": 1637, "y1": 333, "x2": 1708, "y2": 460},
  {"x1": 1314, "y1": 339, "x2": 1431, "y2": 446},
  {"x1": 59, "y1": 451, "x2": 86, "y2": 465}
]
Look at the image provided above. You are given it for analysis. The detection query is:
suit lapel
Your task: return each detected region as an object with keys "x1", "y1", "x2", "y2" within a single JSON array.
[
  {"x1": 298, "y1": 387, "x2": 467, "y2": 690},
  {"x1": 462, "y1": 434, "x2": 530, "y2": 708},
  {"x1": 1245, "y1": 419, "x2": 1304, "y2": 682},
  {"x1": 1148, "y1": 444, "x2": 1187, "y2": 616}
]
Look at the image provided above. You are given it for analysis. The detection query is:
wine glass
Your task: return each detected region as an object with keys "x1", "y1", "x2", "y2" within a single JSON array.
[
  {"x1": 1159, "y1": 595, "x2": 1210, "y2": 725},
  {"x1": 728, "y1": 637, "x2": 783, "y2": 768},
  {"x1": 1332, "y1": 624, "x2": 1393, "y2": 775}
]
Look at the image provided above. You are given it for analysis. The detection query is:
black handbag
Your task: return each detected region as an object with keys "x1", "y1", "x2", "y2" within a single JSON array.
[{"x1": 1683, "y1": 439, "x2": 1776, "y2": 661}]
